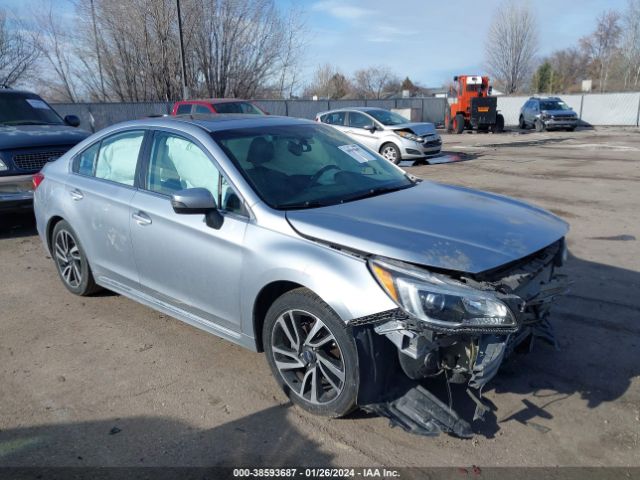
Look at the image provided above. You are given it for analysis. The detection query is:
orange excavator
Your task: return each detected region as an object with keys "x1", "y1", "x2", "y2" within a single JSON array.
[{"x1": 445, "y1": 75, "x2": 504, "y2": 134}]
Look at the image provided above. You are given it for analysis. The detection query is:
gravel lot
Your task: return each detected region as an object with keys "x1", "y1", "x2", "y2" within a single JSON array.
[{"x1": 1, "y1": 127, "x2": 639, "y2": 467}]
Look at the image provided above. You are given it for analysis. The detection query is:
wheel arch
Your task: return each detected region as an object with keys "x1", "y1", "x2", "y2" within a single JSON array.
[
  {"x1": 252, "y1": 280, "x2": 304, "y2": 352},
  {"x1": 46, "y1": 215, "x2": 65, "y2": 253}
]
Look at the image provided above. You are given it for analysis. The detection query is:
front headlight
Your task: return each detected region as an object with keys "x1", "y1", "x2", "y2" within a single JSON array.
[
  {"x1": 0, "y1": 158, "x2": 7, "y2": 172},
  {"x1": 369, "y1": 258, "x2": 516, "y2": 329},
  {"x1": 395, "y1": 130, "x2": 423, "y2": 143}
]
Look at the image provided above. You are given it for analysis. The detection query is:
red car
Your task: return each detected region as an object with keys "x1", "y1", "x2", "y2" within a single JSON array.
[{"x1": 171, "y1": 99, "x2": 267, "y2": 116}]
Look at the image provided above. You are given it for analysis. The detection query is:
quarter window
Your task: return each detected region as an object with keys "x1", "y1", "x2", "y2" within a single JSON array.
[
  {"x1": 93, "y1": 130, "x2": 144, "y2": 186},
  {"x1": 72, "y1": 142, "x2": 100, "y2": 176}
]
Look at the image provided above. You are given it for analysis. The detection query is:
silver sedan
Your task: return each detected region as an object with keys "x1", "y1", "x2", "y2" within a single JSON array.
[{"x1": 34, "y1": 115, "x2": 568, "y2": 436}]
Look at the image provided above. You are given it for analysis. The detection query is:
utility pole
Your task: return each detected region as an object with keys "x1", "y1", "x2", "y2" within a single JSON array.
[
  {"x1": 90, "y1": 0, "x2": 106, "y2": 101},
  {"x1": 176, "y1": 0, "x2": 188, "y2": 99}
]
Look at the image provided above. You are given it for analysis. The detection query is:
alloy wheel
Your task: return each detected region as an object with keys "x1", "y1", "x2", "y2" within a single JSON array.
[
  {"x1": 381, "y1": 146, "x2": 398, "y2": 162},
  {"x1": 54, "y1": 229, "x2": 82, "y2": 288},
  {"x1": 271, "y1": 309, "x2": 345, "y2": 405}
]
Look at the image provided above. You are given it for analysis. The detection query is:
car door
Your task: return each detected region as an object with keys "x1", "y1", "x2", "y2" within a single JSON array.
[
  {"x1": 128, "y1": 129, "x2": 248, "y2": 333},
  {"x1": 67, "y1": 129, "x2": 146, "y2": 290},
  {"x1": 345, "y1": 111, "x2": 380, "y2": 151}
]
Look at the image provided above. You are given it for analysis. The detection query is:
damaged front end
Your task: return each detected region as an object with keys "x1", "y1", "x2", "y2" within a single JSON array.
[{"x1": 352, "y1": 239, "x2": 570, "y2": 437}]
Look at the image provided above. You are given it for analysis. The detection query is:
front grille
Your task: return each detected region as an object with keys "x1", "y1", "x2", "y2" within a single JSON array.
[
  {"x1": 424, "y1": 139, "x2": 442, "y2": 147},
  {"x1": 13, "y1": 149, "x2": 68, "y2": 171}
]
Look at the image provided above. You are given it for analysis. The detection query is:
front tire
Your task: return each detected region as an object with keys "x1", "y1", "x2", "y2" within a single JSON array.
[
  {"x1": 51, "y1": 220, "x2": 100, "y2": 296},
  {"x1": 535, "y1": 118, "x2": 545, "y2": 132},
  {"x1": 453, "y1": 113, "x2": 465, "y2": 134},
  {"x1": 519, "y1": 115, "x2": 527, "y2": 129},
  {"x1": 263, "y1": 288, "x2": 358, "y2": 417},
  {"x1": 493, "y1": 114, "x2": 505, "y2": 133},
  {"x1": 380, "y1": 143, "x2": 401, "y2": 164}
]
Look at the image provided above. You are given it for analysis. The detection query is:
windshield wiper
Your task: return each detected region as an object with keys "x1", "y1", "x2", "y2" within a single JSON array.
[
  {"x1": 276, "y1": 200, "x2": 328, "y2": 210},
  {"x1": 338, "y1": 183, "x2": 415, "y2": 204}
]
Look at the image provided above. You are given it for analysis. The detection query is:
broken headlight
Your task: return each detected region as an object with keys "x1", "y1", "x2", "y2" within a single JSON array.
[{"x1": 369, "y1": 258, "x2": 516, "y2": 329}]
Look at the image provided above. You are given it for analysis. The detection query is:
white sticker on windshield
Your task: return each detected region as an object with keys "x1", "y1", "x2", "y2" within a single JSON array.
[
  {"x1": 338, "y1": 144, "x2": 376, "y2": 163},
  {"x1": 26, "y1": 99, "x2": 51, "y2": 110}
]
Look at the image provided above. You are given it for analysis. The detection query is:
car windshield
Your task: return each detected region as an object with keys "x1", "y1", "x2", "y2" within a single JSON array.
[
  {"x1": 0, "y1": 94, "x2": 65, "y2": 125},
  {"x1": 213, "y1": 101, "x2": 264, "y2": 115},
  {"x1": 366, "y1": 109, "x2": 409, "y2": 126},
  {"x1": 211, "y1": 123, "x2": 415, "y2": 210},
  {"x1": 539, "y1": 100, "x2": 571, "y2": 111}
]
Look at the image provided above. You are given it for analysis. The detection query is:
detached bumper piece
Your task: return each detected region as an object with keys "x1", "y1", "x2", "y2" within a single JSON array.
[{"x1": 364, "y1": 386, "x2": 473, "y2": 438}]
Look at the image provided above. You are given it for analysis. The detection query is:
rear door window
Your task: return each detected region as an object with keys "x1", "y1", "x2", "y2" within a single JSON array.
[
  {"x1": 94, "y1": 131, "x2": 145, "y2": 186},
  {"x1": 348, "y1": 112, "x2": 372, "y2": 129},
  {"x1": 194, "y1": 104, "x2": 212, "y2": 114}
]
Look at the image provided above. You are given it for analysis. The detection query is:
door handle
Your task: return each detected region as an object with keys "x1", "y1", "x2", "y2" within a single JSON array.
[
  {"x1": 69, "y1": 189, "x2": 84, "y2": 200},
  {"x1": 132, "y1": 211, "x2": 152, "y2": 226}
]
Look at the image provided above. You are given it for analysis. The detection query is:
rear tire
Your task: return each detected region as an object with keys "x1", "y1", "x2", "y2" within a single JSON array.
[
  {"x1": 453, "y1": 113, "x2": 465, "y2": 134},
  {"x1": 263, "y1": 288, "x2": 359, "y2": 418},
  {"x1": 493, "y1": 114, "x2": 505, "y2": 133},
  {"x1": 535, "y1": 118, "x2": 545, "y2": 132},
  {"x1": 380, "y1": 143, "x2": 401, "y2": 164},
  {"x1": 51, "y1": 220, "x2": 101, "y2": 296}
]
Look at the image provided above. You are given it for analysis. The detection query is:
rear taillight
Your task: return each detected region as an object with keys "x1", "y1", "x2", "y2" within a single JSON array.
[{"x1": 32, "y1": 172, "x2": 45, "y2": 190}]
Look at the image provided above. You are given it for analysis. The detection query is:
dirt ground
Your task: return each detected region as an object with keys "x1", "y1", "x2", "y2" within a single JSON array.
[{"x1": 0, "y1": 126, "x2": 639, "y2": 467}]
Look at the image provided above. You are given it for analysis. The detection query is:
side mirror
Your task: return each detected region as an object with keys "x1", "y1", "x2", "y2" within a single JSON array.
[
  {"x1": 170, "y1": 187, "x2": 224, "y2": 229},
  {"x1": 64, "y1": 115, "x2": 81, "y2": 127},
  {"x1": 365, "y1": 124, "x2": 377, "y2": 133}
]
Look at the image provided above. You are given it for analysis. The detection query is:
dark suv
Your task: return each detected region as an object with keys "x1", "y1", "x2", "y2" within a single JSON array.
[
  {"x1": 519, "y1": 96, "x2": 579, "y2": 132},
  {"x1": 0, "y1": 89, "x2": 89, "y2": 211}
]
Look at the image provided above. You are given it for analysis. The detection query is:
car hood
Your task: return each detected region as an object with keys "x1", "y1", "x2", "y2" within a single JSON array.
[
  {"x1": 390, "y1": 122, "x2": 437, "y2": 136},
  {"x1": 541, "y1": 109, "x2": 576, "y2": 117},
  {"x1": 286, "y1": 181, "x2": 568, "y2": 274},
  {"x1": 0, "y1": 125, "x2": 90, "y2": 150}
]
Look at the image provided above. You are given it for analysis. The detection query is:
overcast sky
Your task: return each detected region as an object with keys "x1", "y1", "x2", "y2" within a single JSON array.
[{"x1": 3, "y1": 0, "x2": 630, "y2": 88}]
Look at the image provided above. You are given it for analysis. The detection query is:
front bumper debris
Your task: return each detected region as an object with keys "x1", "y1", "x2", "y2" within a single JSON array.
[{"x1": 352, "y1": 240, "x2": 570, "y2": 437}]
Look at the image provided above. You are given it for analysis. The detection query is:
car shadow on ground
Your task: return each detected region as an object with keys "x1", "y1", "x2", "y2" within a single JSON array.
[
  {"x1": 0, "y1": 404, "x2": 333, "y2": 469},
  {"x1": 0, "y1": 211, "x2": 36, "y2": 239},
  {"x1": 400, "y1": 151, "x2": 482, "y2": 168}
]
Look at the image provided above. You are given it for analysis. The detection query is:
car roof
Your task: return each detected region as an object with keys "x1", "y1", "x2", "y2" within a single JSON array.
[
  {"x1": 317, "y1": 106, "x2": 389, "y2": 116},
  {"x1": 119, "y1": 114, "x2": 313, "y2": 133},
  {"x1": 0, "y1": 89, "x2": 43, "y2": 98},
  {"x1": 178, "y1": 98, "x2": 253, "y2": 104}
]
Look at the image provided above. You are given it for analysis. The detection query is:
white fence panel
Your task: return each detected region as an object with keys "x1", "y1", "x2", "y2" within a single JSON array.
[
  {"x1": 581, "y1": 93, "x2": 640, "y2": 126},
  {"x1": 496, "y1": 96, "x2": 528, "y2": 125}
]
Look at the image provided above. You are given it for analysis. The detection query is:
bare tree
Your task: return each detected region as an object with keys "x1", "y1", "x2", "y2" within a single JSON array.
[
  {"x1": 32, "y1": 7, "x2": 81, "y2": 101},
  {"x1": 546, "y1": 47, "x2": 589, "y2": 92},
  {"x1": 621, "y1": 0, "x2": 640, "y2": 88},
  {"x1": 303, "y1": 63, "x2": 351, "y2": 99},
  {"x1": 485, "y1": 0, "x2": 539, "y2": 94},
  {"x1": 0, "y1": 9, "x2": 38, "y2": 87},
  {"x1": 352, "y1": 66, "x2": 399, "y2": 99},
  {"x1": 274, "y1": 6, "x2": 307, "y2": 99},
  {"x1": 580, "y1": 10, "x2": 621, "y2": 93}
]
